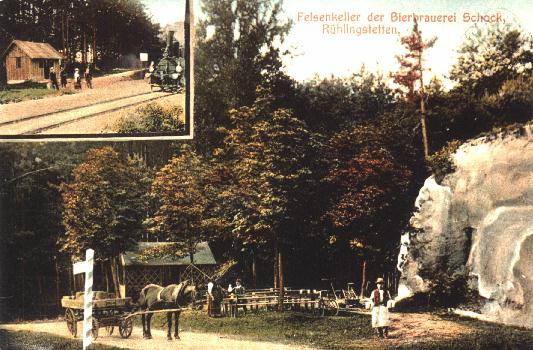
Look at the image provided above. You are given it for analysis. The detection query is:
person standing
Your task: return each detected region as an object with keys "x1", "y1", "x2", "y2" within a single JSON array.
[
  {"x1": 370, "y1": 277, "x2": 391, "y2": 338},
  {"x1": 85, "y1": 65, "x2": 93, "y2": 89},
  {"x1": 60, "y1": 66, "x2": 68, "y2": 88},
  {"x1": 74, "y1": 68, "x2": 82, "y2": 90},
  {"x1": 228, "y1": 278, "x2": 246, "y2": 316},
  {"x1": 49, "y1": 67, "x2": 59, "y2": 90},
  {"x1": 207, "y1": 280, "x2": 215, "y2": 317}
]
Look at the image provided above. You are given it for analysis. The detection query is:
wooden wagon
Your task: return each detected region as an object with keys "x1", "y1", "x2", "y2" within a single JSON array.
[{"x1": 61, "y1": 291, "x2": 134, "y2": 339}]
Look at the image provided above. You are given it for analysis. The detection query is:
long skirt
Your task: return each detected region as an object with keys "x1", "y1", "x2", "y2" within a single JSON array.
[{"x1": 371, "y1": 305, "x2": 390, "y2": 328}]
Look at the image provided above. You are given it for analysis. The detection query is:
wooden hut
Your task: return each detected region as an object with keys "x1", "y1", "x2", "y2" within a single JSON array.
[
  {"x1": 1, "y1": 40, "x2": 62, "y2": 82},
  {"x1": 119, "y1": 242, "x2": 217, "y2": 298}
]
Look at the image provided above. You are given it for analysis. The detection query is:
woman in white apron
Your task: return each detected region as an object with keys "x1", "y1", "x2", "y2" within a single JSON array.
[{"x1": 370, "y1": 277, "x2": 391, "y2": 338}]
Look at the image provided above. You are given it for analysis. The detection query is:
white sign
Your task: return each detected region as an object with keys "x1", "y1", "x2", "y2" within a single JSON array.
[
  {"x1": 140, "y1": 53, "x2": 148, "y2": 62},
  {"x1": 73, "y1": 249, "x2": 94, "y2": 350}
]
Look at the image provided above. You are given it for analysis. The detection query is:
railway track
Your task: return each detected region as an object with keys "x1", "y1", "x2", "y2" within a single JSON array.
[{"x1": 0, "y1": 91, "x2": 173, "y2": 135}]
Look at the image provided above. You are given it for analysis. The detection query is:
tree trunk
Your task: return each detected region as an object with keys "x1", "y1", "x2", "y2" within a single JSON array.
[
  {"x1": 277, "y1": 243, "x2": 285, "y2": 312},
  {"x1": 273, "y1": 244, "x2": 279, "y2": 289},
  {"x1": 104, "y1": 261, "x2": 110, "y2": 292},
  {"x1": 110, "y1": 258, "x2": 120, "y2": 297},
  {"x1": 252, "y1": 252, "x2": 257, "y2": 289},
  {"x1": 55, "y1": 259, "x2": 60, "y2": 308},
  {"x1": 359, "y1": 259, "x2": 367, "y2": 298},
  {"x1": 92, "y1": 25, "x2": 97, "y2": 67},
  {"x1": 419, "y1": 53, "x2": 430, "y2": 159},
  {"x1": 21, "y1": 259, "x2": 25, "y2": 319}
]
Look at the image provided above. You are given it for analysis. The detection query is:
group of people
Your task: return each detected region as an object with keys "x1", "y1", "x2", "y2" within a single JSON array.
[
  {"x1": 49, "y1": 66, "x2": 93, "y2": 90},
  {"x1": 206, "y1": 278, "x2": 245, "y2": 317},
  {"x1": 206, "y1": 277, "x2": 393, "y2": 339}
]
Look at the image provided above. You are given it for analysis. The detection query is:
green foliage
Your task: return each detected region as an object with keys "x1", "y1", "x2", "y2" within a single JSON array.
[
  {"x1": 150, "y1": 144, "x2": 220, "y2": 259},
  {"x1": 217, "y1": 90, "x2": 319, "y2": 248},
  {"x1": 426, "y1": 140, "x2": 461, "y2": 183},
  {"x1": 295, "y1": 68, "x2": 395, "y2": 134},
  {"x1": 115, "y1": 103, "x2": 185, "y2": 133},
  {"x1": 60, "y1": 147, "x2": 149, "y2": 260},
  {"x1": 194, "y1": 0, "x2": 293, "y2": 152},
  {"x1": 0, "y1": 81, "x2": 73, "y2": 104},
  {"x1": 450, "y1": 24, "x2": 533, "y2": 95},
  {"x1": 482, "y1": 74, "x2": 533, "y2": 124},
  {"x1": 427, "y1": 271, "x2": 470, "y2": 308}
]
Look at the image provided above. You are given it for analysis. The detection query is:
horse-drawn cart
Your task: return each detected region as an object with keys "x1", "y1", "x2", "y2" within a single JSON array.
[{"x1": 61, "y1": 292, "x2": 134, "y2": 339}]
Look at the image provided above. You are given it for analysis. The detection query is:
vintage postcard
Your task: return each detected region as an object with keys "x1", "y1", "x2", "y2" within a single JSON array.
[{"x1": 0, "y1": 0, "x2": 532, "y2": 349}]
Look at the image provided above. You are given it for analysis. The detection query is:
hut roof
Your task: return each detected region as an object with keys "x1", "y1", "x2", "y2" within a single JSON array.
[
  {"x1": 121, "y1": 242, "x2": 217, "y2": 266},
  {"x1": 2, "y1": 40, "x2": 62, "y2": 59}
]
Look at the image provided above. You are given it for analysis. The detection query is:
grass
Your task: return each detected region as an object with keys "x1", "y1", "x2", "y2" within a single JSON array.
[
  {"x1": 0, "y1": 81, "x2": 73, "y2": 104},
  {"x1": 143, "y1": 310, "x2": 370, "y2": 349},
  {"x1": 143, "y1": 310, "x2": 533, "y2": 350},
  {"x1": 0, "y1": 329, "x2": 122, "y2": 350}
]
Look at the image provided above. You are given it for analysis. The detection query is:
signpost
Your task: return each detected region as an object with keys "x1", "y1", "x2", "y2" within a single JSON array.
[{"x1": 73, "y1": 249, "x2": 94, "y2": 350}]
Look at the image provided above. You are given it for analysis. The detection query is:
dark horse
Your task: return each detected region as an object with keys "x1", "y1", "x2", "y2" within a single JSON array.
[{"x1": 138, "y1": 280, "x2": 198, "y2": 340}]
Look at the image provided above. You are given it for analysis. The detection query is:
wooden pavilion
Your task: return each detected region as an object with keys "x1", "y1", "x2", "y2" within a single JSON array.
[{"x1": 119, "y1": 242, "x2": 217, "y2": 298}]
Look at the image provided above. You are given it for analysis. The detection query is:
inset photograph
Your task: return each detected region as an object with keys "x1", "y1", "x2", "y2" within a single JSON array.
[{"x1": 0, "y1": 0, "x2": 194, "y2": 140}]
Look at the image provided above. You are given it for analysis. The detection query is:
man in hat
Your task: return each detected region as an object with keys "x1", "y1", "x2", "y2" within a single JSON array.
[{"x1": 370, "y1": 277, "x2": 391, "y2": 338}]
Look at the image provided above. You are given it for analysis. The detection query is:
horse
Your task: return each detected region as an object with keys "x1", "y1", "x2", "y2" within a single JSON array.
[{"x1": 137, "y1": 280, "x2": 199, "y2": 340}]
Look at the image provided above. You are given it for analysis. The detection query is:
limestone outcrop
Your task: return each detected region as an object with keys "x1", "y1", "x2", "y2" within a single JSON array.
[{"x1": 398, "y1": 124, "x2": 533, "y2": 326}]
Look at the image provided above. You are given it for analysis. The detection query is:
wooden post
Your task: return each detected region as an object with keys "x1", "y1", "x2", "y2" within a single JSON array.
[
  {"x1": 278, "y1": 245, "x2": 284, "y2": 312},
  {"x1": 252, "y1": 251, "x2": 257, "y2": 289},
  {"x1": 359, "y1": 260, "x2": 366, "y2": 298},
  {"x1": 73, "y1": 249, "x2": 95, "y2": 350}
]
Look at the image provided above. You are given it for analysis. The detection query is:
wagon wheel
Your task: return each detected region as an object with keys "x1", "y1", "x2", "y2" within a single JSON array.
[
  {"x1": 92, "y1": 318, "x2": 99, "y2": 340},
  {"x1": 65, "y1": 308, "x2": 77, "y2": 337},
  {"x1": 105, "y1": 325, "x2": 115, "y2": 336},
  {"x1": 119, "y1": 317, "x2": 133, "y2": 338}
]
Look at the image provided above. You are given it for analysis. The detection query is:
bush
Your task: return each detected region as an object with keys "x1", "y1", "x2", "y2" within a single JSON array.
[
  {"x1": 427, "y1": 271, "x2": 470, "y2": 307},
  {"x1": 115, "y1": 102, "x2": 185, "y2": 133},
  {"x1": 426, "y1": 140, "x2": 461, "y2": 183}
]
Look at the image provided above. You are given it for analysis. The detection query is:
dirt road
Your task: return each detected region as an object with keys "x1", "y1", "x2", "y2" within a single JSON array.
[
  {"x1": 0, "y1": 321, "x2": 315, "y2": 350},
  {"x1": 355, "y1": 311, "x2": 473, "y2": 348}
]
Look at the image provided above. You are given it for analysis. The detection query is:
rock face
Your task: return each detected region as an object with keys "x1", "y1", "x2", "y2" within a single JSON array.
[{"x1": 398, "y1": 124, "x2": 533, "y2": 326}]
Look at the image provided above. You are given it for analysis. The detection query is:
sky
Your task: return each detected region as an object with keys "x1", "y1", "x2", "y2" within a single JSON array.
[{"x1": 141, "y1": 0, "x2": 533, "y2": 83}]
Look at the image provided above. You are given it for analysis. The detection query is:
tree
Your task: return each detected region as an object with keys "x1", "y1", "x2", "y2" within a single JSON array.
[
  {"x1": 450, "y1": 24, "x2": 533, "y2": 95},
  {"x1": 0, "y1": 145, "x2": 65, "y2": 318},
  {"x1": 218, "y1": 89, "x2": 319, "y2": 309},
  {"x1": 324, "y1": 125, "x2": 413, "y2": 293},
  {"x1": 0, "y1": 0, "x2": 161, "y2": 69},
  {"x1": 393, "y1": 19, "x2": 436, "y2": 159},
  {"x1": 296, "y1": 68, "x2": 395, "y2": 135},
  {"x1": 149, "y1": 144, "x2": 221, "y2": 263},
  {"x1": 60, "y1": 147, "x2": 150, "y2": 295},
  {"x1": 194, "y1": 0, "x2": 292, "y2": 153}
]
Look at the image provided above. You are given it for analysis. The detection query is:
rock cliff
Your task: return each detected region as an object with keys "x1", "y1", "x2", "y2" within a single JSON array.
[{"x1": 398, "y1": 123, "x2": 533, "y2": 326}]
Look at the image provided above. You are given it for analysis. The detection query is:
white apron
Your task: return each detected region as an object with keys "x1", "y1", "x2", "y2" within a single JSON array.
[{"x1": 371, "y1": 305, "x2": 390, "y2": 328}]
